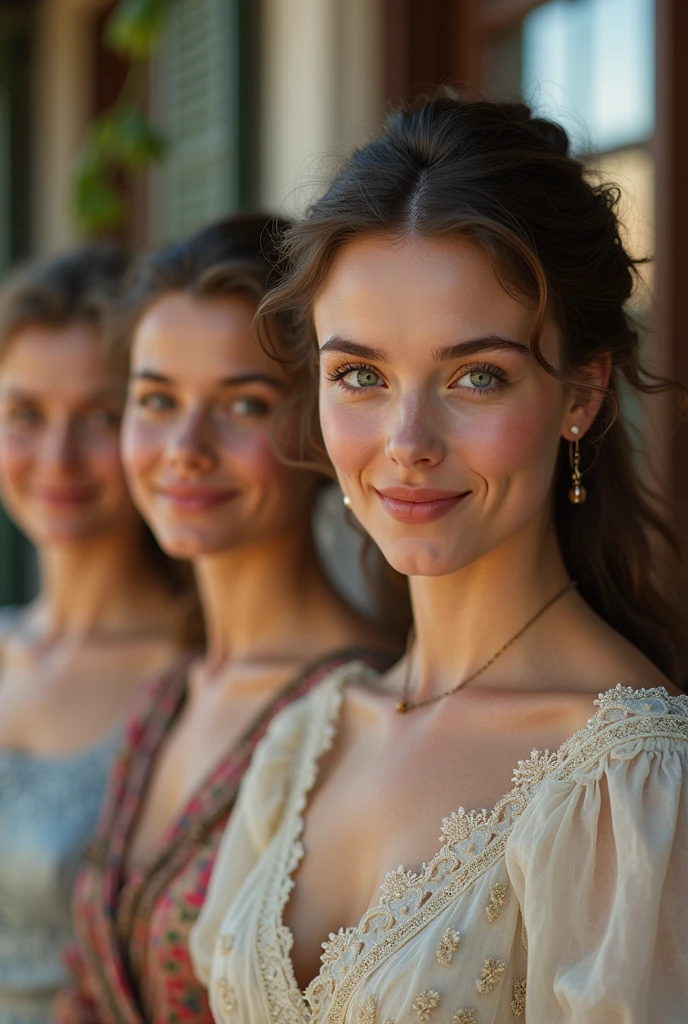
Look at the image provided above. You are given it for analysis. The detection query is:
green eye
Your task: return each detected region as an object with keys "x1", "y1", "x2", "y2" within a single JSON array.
[
  {"x1": 86, "y1": 408, "x2": 121, "y2": 428},
  {"x1": 346, "y1": 368, "x2": 381, "y2": 388},
  {"x1": 139, "y1": 392, "x2": 175, "y2": 411},
  {"x1": 7, "y1": 405, "x2": 42, "y2": 425},
  {"x1": 231, "y1": 396, "x2": 270, "y2": 417},
  {"x1": 468, "y1": 371, "x2": 494, "y2": 388},
  {"x1": 454, "y1": 369, "x2": 500, "y2": 391}
]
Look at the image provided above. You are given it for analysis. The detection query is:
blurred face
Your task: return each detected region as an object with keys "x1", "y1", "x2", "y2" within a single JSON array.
[
  {"x1": 122, "y1": 291, "x2": 315, "y2": 560},
  {"x1": 315, "y1": 233, "x2": 584, "y2": 578},
  {"x1": 0, "y1": 322, "x2": 135, "y2": 546}
]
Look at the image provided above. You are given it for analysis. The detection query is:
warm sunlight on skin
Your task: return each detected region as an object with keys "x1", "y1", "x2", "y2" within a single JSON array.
[
  {"x1": 122, "y1": 292, "x2": 316, "y2": 559},
  {"x1": 315, "y1": 233, "x2": 603, "y2": 578},
  {"x1": 0, "y1": 323, "x2": 135, "y2": 546}
]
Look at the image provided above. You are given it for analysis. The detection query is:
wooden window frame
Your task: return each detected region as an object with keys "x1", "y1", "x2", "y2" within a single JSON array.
[{"x1": 385, "y1": 0, "x2": 686, "y2": 566}]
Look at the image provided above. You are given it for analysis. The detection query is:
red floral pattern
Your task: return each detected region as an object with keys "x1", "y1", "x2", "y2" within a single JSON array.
[{"x1": 53, "y1": 648, "x2": 394, "y2": 1024}]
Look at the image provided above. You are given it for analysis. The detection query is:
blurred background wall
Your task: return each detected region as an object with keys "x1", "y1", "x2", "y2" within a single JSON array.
[{"x1": 0, "y1": 0, "x2": 685, "y2": 607}]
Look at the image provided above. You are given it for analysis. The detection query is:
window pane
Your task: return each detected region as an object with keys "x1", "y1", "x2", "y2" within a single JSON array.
[{"x1": 521, "y1": 0, "x2": 654, "y2": 152}]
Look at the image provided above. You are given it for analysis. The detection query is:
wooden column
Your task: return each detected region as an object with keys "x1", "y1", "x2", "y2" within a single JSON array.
[{"x1": 654, "y1": 0, "x2": 688, "y2": 596}]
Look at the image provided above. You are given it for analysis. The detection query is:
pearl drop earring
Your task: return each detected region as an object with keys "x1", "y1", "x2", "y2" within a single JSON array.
[
  {"x1": 342, "y1": 495, "x2": 351, "y2": 508},
  {"x1": 568, "y1": 425, "x2": 586, "y2": 504}
]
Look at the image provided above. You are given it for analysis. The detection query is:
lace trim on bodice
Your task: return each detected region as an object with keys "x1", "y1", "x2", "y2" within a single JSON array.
[
  {"x1": 253, "y1": 681, "x2": 688, "y2": 1024},
  {"x1": 254, "y1": 663, "x2": 360, "y2": 1024}
]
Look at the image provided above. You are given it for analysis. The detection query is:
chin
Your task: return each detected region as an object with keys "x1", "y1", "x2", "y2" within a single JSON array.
[
  {"x1": 157, "y1": 529, "x2": 235, "y2": 560},
  {"x1": 32, "y1": 521, "x2": 104, "y2": 546},
  {"x1": 381, "y1": 537, "x2": 467, "y2": 578}
]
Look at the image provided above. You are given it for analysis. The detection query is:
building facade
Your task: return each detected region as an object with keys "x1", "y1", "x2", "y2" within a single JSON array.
[{"x1": 0, "y1": 0, "x2": 685, "y2": 605}]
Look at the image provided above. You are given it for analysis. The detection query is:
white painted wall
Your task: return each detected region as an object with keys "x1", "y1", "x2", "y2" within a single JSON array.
[
  {"x1": 257, "y1": 0, "x2": 385, "y2": 213},
  {"x1": 256, "y1": 0, "x2": 388, "y2": 616},
  {"x1": 32, "y1": 0, "x2": 109, "y2": 253}
]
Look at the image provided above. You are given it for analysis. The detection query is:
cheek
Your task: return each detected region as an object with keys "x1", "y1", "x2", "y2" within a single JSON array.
[
  {"x1": 120, "y1": 413, "x2": 164, "y2": 484},
  {"x1": 85, "y1": 434, "x2": 127, "y2": 486},
  {"x1": 452, "y1": 386, "x2": 565, "y2": 510},
  {"x1": 0, "y1": 433, "x2": 35, "y2": 489},
  {"x1": 319, "y1": 399, "x2": 379, "y2": 481},
  {"x1": 461, "y1": 408, "x2": 556, "y2": 476},
  {"x1": 225, "y1": 428, "x2": 288, "y2": 489}
]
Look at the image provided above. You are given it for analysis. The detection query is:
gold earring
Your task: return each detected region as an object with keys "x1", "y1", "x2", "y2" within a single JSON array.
[
  {"x1": 568, "y1": 427, "x2": 586, "y2": 504},
  {"x1": 342, "y1": 495, "x2": 351, "y2": 508}
]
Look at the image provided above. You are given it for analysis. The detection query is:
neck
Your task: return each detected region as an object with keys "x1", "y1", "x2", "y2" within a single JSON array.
[
  {"x1": 193, "y1": 524, "x2": 330, "y2": 675},
  {"x1": 407, "y1": 514, "x2": 572, "y2": 701},
  {"x1": 35, "y1": 523, "x2": 170, "y2": 636}
]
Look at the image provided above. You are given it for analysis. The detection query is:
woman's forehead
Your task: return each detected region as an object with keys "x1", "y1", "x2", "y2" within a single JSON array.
[{"x1": 313, "y1": 232, "x2": 558, "y2": 361}]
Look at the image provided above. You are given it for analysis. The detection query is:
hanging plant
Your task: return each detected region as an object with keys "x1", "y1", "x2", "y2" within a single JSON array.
[{"x1": 72, "y1": 0, "x2": 171, "y2": 234}]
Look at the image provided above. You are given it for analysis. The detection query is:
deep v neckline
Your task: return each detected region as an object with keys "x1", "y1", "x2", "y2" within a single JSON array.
[
  {"x1": 261, "y1": 674, "x2": 688, "y2": 1019},
  {"x1": 274, "y1": 668, "x2": 526, "y2": 1003}
]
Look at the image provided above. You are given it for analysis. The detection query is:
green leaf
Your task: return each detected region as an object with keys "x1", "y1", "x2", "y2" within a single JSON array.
[
  {"x1": 113, "y1": 110, "x2": 166, "y2": 168},
  {"x1": 72, "y1": 164, "x2": 126, "y2": 234},
  {"x1": 105, "y1": 0, "x2": 170, "y2": 60},
  {"x1": 92, "y1": 108, "x2": 166, "y2": 168}
]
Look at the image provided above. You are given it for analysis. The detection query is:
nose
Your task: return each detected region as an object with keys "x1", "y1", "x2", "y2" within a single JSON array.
[
  {"x1": 40, "y1": 420, "x2": 78, "y2": 473},
  {"x1": 384, "y1": 392, "x2": 445, "y2": 468},
  {"x1": 165, "y1": 407, "x2": 217, "y2": 473}
]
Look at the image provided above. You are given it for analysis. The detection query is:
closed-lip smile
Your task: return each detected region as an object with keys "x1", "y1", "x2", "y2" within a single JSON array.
[
  {"x1": 33, "y1": 485, "x2": 98, "y2": 507},
  {"x1": 155, "y1": 485, "x2": 238, "y2": 511},
  {"x1": 375, "y1": 485, "x2": 469, "y2": 524}
]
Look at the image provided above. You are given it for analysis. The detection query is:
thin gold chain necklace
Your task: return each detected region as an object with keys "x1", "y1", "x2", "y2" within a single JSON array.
[{"x1": 396, "y1": 579, "x2": 577, "y2": 714}]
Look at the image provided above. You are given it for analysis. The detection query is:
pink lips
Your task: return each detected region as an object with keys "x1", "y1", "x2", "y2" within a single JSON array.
[
  {"x1": 34, "y1": 486, "x2": 98, "y2": 508},
  {"x1": 155, "y1": 485, "x2": 238, "y2": 513},
  {"x1": 376, "y1": 486, "x2": 469, "y2": 524}
]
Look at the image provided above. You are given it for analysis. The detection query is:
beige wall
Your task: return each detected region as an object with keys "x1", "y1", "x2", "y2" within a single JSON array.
[
  {"x1": 257, "y1": 0, "x2": 385, "y2": 213},
  {"x1": 32, "y1": 0, "x2": 109, "y2": 254}
]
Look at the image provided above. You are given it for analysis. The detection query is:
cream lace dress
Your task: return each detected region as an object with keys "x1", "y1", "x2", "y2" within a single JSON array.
[{"x1": 191, "y1": 662, "x2": 688, "y2": 1024}]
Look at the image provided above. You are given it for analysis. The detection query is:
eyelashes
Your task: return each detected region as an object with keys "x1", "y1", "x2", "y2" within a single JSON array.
[
  {"x1": 324, "y1": 361, "x2": 510, "y2": 396},
  {"x1": 451, "y1": 362, "x2": 509, "y2": 395},
  {"x1": 325, "y1": 363, "x2": 383, "y2": 392}
]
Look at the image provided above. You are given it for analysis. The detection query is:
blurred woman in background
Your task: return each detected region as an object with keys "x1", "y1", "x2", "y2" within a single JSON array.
[
  {"x1": 54, "y1": 214, "x2": 397, "y2": 1024},
  {"x1": 0, "y1": 248, "x2": 190, "y2": 1024}
]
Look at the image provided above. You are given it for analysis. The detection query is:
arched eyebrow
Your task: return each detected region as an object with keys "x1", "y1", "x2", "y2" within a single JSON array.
[
  {"x1": 319, "y1": 335, "x2": 530, "y2": 361},
  {"x1": 431, "y1": 337, "x2": 530, "y2": 361},
  {"x1": 318, "y1": 338, "x2": 385, "y2": 360},
  {"x1": 130, "y1": 370, "x2": 284, "y2": 390}
]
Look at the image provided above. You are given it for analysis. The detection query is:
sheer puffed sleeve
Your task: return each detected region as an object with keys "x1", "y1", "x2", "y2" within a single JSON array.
[
  {"x1": 506, "y1": 720, "x2": 688, "y2": 1023},
  {"x1": 189, "y1": 696, "x2": 310, "y2": 986}
]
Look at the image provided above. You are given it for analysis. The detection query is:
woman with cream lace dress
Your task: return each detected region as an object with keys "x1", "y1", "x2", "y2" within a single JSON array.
[{"x1": 191, "y1": 98, "x2": 688, "y2": 1023}]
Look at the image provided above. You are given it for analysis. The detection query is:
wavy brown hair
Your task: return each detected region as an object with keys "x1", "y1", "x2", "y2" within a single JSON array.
[{"x1": 258, "y1": 95, "x2": 688, "y2": 685}]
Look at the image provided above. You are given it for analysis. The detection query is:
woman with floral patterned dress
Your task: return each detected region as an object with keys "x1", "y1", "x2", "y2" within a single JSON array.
[{"x1": 53, "y1": 215, "x2": 398, "y2": 1024}]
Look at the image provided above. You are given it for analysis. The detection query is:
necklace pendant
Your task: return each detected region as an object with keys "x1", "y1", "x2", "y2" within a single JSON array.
[{"x1": 396, "y1": 699, "x2": 409, "y2": 714}]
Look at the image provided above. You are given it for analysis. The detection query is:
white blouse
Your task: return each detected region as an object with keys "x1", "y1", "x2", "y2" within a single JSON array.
[{"x1": 191, "y1": 662, "x2": 688, "y2": 1024}]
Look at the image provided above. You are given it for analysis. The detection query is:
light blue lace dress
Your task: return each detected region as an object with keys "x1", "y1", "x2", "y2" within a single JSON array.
[{"x1": 0, "y1": 609, "x2": 121, "y2": 1024}]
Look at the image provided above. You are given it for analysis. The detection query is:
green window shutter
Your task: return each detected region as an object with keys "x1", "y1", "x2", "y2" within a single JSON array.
[{"x1": 151, "y1": 0, "x2": 242, "y2": 242}]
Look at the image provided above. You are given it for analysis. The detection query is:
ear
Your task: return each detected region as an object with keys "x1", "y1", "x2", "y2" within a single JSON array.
[{"x1": 560, "y1": 354, "x2": 612, "y2": 440}]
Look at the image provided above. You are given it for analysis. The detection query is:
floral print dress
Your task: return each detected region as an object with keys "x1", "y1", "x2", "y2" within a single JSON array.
[{"x1": 53, "y1": 648, "x2": 395, "y2": 1024}]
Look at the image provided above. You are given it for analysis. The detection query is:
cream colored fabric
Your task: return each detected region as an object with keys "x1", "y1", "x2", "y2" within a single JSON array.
[{"x1": 191, "y1": 663, "x2": 688, "y2": 1024}]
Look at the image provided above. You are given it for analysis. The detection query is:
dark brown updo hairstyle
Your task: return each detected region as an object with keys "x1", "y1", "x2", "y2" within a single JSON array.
[
  {"x1": 0, "y1": 245, "x2": 202, "y2": 645},
  {"x1": 258, "y1": 95, "x2": 688, "y2": 685}
]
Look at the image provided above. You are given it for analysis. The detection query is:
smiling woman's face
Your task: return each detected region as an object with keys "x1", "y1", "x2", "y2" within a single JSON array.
[
  {"x1": 315, "y1": 233, "x2": 577, "y2": 578},
  {"x1": 0, "y1": 323, "x2": 133, "y2": 546},
  {"x1": 122, "y1": 291, "x2": 314, "y2": 560}
]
